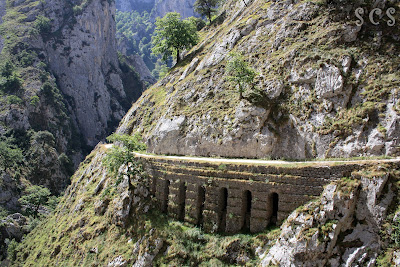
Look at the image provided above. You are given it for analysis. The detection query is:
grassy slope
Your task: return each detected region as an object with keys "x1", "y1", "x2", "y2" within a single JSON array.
[{"x1": 12, "y1": 146, "x2": 281, "y2": 266}]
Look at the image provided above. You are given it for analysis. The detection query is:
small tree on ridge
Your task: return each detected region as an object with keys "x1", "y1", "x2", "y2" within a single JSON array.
[
  {"x1": 226, "y1": 52, "x2": 257, "y2": 99},
  {"x1": 151, "y1": 12, "x2": 198, "y2": 64}
]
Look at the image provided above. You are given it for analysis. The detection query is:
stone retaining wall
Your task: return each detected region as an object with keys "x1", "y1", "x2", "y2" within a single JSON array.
[{"x1": 138, "y1": 155, "x2": 399, "y2": 233}]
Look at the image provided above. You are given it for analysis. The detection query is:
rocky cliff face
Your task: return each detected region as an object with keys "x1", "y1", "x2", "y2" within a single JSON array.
[
  {"x1": 153, "y1": 0, "x2": 197, "y2": 18},
  {"x1": 116, "y1": 0, "x2": 197, "y2": 18},
  {"x1": 0, "y1": 0, "x2": 145, "y2": 259},
  {"x1": 116, "y1": 0, "x2": 156, "y2": 13},
  {"x1": 118, "y1": 0, "x2": 400, "y2": 160},
  {"x1": 0, "y1": 0, "x2": 144, "y2": 194},
  {"x1": 260, "y1": 167, "x2": 400, "y2": 266},
  {"x1": 38, "y1": 0, "x2": 135, "y2": 147}
]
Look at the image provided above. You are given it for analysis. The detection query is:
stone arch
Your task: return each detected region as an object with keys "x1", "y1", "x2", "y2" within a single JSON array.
[
  {"x1": 218, "y1": 187, "x2": 228, "y2": 232},
  {"x1": 270, "y1": 192, "x2": 279, "y2": 225},
  {"x1": 151, "y1": 176, "x2": 157, "y2": 195},
  {"x1": 242, "y1": 190, "x2": 252, "y2": 231},
  {"x1": 197, "y1": 186, "x2": 206, "y2": 227},
  {"x1": 178, "y1": 182, "x2": 187, "y2": 221},
  {"x1": 162, "y1": 180, "x2": 170, "y2": 213}
]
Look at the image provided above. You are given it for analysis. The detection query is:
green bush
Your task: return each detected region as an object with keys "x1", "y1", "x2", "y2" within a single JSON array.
[
  {"x1": 72, "y1": 5, "x2": 83, "y2": 16},
  {"x1": 0, "y1": 61, "x2": 22, "y2": 93},
  {"x1": 19, "y1": 185, "x2": 51, "y2": 217},
  {"x1": 0, "y1": 140, "x2": 23, "y2": 171},
  {"x1": 37, "y1": 62, "x2": 47, "y2": 70},
  {"x1": 46, "y1": 196, "x2": 60, "y2": 211},
  {"x1": 25, "y1": 216, "x2": 41, "y2": 232},
  {"x1": 58, "y1": 153, "x2": 74, "y2": 175},
  {"x1": 6, "y1": 239, "x2": 19, "y2": 261},
  {"x1": 18, "y1": 50, "x2": 37, "y2": 67},
  {"x1": 226, "y1": 52, "x2": 257, "y2": 99},
  {"x1": 103, "y1": 133, "x2": 147, "y2": 176},
  {"x1": 0, "y1": 74, "x2": 22, "y2": 93},
  {"x1": 34, "y1": 15, "x2": 51, "y2": 34},
  {"x1": 30, "y1": 130, "x2": 55, "y2": 147},
  {"x1": 1, "y1": 61, "x2": 14, "y2": 77},
  {"x1": 392, "y1": 217, "x2": 400, "y2": 247},
  {"x1": 30, "y1": 95, "x2": 40, "y2": 106},
  {"x1": 7, "y1": 95, "x2": 23, "y2": 105},
  {"x1": 107, "y1": 133, "x2": 147, "y2": 152},
  {"x1": 0, "y1": 206, "x2": 9, "y2": 220},
  {"x1": 188, "y1": 16, "x2": 206, "y2": 31}
]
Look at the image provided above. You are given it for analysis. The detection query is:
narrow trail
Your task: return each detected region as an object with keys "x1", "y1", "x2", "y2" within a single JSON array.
[{"x1": 103, "y1": 144, "x2": 400, "y2": 166}]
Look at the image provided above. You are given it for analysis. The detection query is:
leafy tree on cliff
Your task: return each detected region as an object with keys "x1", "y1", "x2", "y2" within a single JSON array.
[
  {"x1": 0, "y1": 139, "x2": 23, "y2": 172},
  {"x1": 194, "y1": 0, "x2": 220, "y2": 23},
  {"x1": 0, "y1": 61, "x2": 22, "y2": 93},
  {"x1": 103, "y1": 133, "x2": 147, "y2": 177},
  {"x1": 226, "y1": 52, "x2": 257, "y2": 99},
  {"x1": 151, "y1": 12, "x2": 198, "y2": 64},
  {"x1": 19, "y1": 185, "x2": 51, "y2": 217}
]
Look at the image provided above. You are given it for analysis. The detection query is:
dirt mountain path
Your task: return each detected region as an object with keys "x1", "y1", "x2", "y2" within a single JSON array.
[{"x1": 103, "y1": 144, "x2": 400, "y2": 166}]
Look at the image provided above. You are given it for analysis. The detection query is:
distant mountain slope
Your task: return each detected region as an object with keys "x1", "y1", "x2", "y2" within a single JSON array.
[
  {"x1": 0, "y1": 0, "x2": 146, "y2": 259},
  {"x1": 115, "y1": 0, "x2": 199, "y2": 77},
  {"x1": 0, "y1": 0, "x2": 5, "y2": 52},
  {"x1": 0, "y1": 0, "x2": 144, "y2": 221},
  {"x1": 116, "y1": 0, "x2": 197, "y2": 18}
]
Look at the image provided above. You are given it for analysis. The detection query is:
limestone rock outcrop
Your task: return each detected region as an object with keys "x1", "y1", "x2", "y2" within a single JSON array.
[
  {"x1": 260, "y1": 172, "x2": 396, "y2": 266},
  {"x1": 119, "y1": 0, "x2": 400, "y2": 159},
  {"x1": 39, "y1": 0, "x2": 135, "y2": 147}
]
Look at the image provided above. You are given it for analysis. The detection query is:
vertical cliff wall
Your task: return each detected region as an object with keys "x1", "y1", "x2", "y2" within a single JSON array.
[
  {"x1": 116, "y1": 0, "x2": 197, "y2": 18},
  {"x1": 0, "y1": 0, "x2": 144, "y2": 198},
  {"x1": 40, "y1": 0, "x2": 134, "y2": 147},
  {"x1": 118, "y1": 0, "x2": 400, "y2": 160},
  {"x1": 153, "y1": 0, "x2": 197, "y2": 18}
]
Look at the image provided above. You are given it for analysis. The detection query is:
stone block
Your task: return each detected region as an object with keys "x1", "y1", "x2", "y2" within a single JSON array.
[{"x1": 250, "y1": 217, "x2": 268, "y2": 233}]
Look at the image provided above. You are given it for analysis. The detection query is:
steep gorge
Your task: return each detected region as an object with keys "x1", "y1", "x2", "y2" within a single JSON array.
[
  {"x1": 114, "y1": 0, "x2": 198, "y2": 79},
  {"x1": 0, "y1": 0, "x2": 145, "y2": 257},
  {"x1": 0, "y1": 0, "x2": 144, "y2": 194},
  {"x1": 6, "y1": 0, "x2": 400, "y2": 266}
]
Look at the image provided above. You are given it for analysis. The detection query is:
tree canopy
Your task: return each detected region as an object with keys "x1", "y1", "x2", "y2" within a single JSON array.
[
  {"x1": 194, "y1": 0, "x2": 220, "y2": 23},
  {"x1": 0, "y1": 139, "x2": 23, "y2": 172},
  {"x1": 103, "y1": 133, "x2": 147, "y2": 176},
  {"x1": 226, "y1": 52, "x2": 257, "y2": 99},
  {"x1": 151, "y1": 12, "x2": 198, "y2": 64},
  {"x1": 19, "y1": 185, "x2": 51, "y2": 217},
  {"x1": 0, "y1": 61, "x2": 22, "y2": 93}
]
